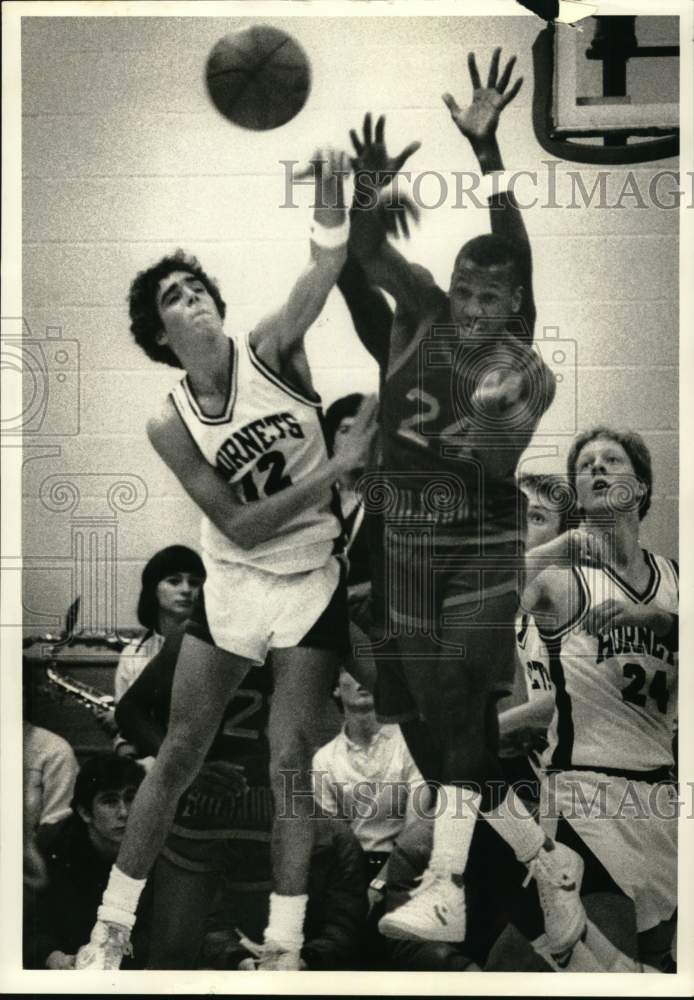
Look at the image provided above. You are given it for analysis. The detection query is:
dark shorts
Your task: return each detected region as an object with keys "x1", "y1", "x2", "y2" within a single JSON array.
[
  {"x1": 299, "y1": 559, "x2": 350, "y2": 653},
  {"x1": 373, "y1": 644, "x2": 420, "y2": 724},
  {"x1": 373, "y1": 585, "x2": 519, "y2": 723},
  {"x1": 386, "y1": 537, "x2": 522, "y2": 634}
]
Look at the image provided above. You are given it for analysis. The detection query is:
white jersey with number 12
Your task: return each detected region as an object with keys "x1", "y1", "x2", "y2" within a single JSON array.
[{"x1": 170, "y1": 332, "x2": 340, "y2": 575}]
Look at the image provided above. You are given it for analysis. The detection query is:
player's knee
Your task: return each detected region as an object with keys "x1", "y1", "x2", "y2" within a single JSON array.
[{"x1": 157, "y1": 729, "x2": 209, "y2": 789}]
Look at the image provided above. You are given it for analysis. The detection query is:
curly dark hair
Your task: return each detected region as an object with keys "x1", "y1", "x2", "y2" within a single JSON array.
[
  {"x1": 128, "y1": 250, "x2": 227, "y2": 368},
  {"x1": 566, "y1": 425, "x2": 653, "y2": 521}
]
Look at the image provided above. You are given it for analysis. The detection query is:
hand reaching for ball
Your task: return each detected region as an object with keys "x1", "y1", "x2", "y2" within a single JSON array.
[
  {"x1": 299, "y1": 148, "x2": 352, "y2": 230},
  {"x1": 443, "y1": 48, "x2": 523, "y2": 146},
  {"x1": 349, "y1": 112, "x2": 421, "y2": 201}
]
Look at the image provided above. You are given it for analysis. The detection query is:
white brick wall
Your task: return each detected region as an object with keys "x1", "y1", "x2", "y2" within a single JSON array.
[{"x1": 20, "y1": 14, "x2": 679, "y2": 630}]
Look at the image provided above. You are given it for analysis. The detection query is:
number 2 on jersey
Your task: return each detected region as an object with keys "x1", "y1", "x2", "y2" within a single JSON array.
[
  {"x1": 223, "y1": 689, "x2": 263, "y2": 740},
  {"x1": 398, "y1": 388, "x2": 470, "y2": 447},
  {"x1": 240, "y1": 450, "x2": 292, "y2": 502}
]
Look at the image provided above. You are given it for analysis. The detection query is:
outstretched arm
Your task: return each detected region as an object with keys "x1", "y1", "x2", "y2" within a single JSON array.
[
  {"x1": 521, "y1": 565, "x2": 577, "y2": 640},
  {"x1": 252, "y1": 149, "x2": 351, "y2": 376},
  {"x1": 347, "y1": 114, "x2": 439, "y2": 320},
  {"x1": 148, "y1": 394, "x2": 378, "y2": 552},
  {"x1": 337, "y1": 195, "x2": 421, "y2": 369},
  {"x1": 336, "y1": 255, "x2": 393, "y2": 370},
  {"x1": 443, "y1": 48, "x2": 536, "y2": 335}
]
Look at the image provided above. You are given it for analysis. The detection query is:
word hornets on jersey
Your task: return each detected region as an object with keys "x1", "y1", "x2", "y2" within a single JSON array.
[
  {"x1": 170, "y1": 333, "x2": 340, "y2": 574},
  {"x1": 541, "y1": 554, "x2": 678, "y2": 775}
]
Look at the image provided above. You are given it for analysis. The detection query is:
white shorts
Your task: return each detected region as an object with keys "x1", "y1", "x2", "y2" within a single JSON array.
[
  {"x1": 540, "y1": 770, "x2": 677, "y2": 933},
  {"x1": 201, "y1": 553, "x2": 341, "y2": 665}
]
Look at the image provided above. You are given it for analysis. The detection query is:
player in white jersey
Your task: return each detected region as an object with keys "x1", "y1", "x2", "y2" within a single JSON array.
[
  {"x1": 497, "y1": 469, "x2": 655, "y2": 973},
  {"x1": 522, "y1": 427, "x2": 678, "y2": 972},
  {"x1": 76, "y1": 150, "x2": 379, "y2": 972}
]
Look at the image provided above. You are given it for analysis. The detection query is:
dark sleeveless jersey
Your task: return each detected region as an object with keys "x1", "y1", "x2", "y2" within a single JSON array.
[
  {"x1": 379, "y1": 289, "x2": 542, "y2": 544},
  {"x1": 171, "y1": 663, "x2": 273, "y2": 838},
  {"x1": 114, "y1": 627, "x2": 273, "y2": 840}
]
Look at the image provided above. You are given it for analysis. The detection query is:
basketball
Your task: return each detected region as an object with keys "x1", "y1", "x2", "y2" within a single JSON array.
[{"x1": 205, "y1": 26, "x2": 311, "y2": 131}]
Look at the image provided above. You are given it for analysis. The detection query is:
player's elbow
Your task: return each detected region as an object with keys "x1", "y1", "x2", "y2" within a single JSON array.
[{"x1": 219, "y1": 510, "x2": 266, "y2": 551}]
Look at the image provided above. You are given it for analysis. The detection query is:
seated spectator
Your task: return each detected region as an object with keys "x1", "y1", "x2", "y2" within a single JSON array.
[
  {"x1": 312, "y1": 668, "x2": 428, "y2": 881},
  {"x1": 109, "y1": 545, "x2": 205, "y2": 762},
  {"x1": 23, "y1": 659, "x2": 79, "y2": 828},
  {"x1": 24, "y1": 753, "x2": 150, "y2": 970}
]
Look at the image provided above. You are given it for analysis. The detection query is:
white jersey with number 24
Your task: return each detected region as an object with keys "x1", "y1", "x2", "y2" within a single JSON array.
[{"x1": 538, "y1": 553, "x2": 678, "y2": 775}]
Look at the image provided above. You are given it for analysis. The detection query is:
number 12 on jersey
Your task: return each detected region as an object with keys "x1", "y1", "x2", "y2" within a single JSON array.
[{"x1": 240, "y1": 450, "x2": 293, "y2": 502}]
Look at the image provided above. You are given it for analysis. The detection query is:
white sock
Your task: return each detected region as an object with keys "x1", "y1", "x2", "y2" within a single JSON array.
[
  {"x1": 481, "y1": 787, "x2": 546, "y2": 864},
  {"x1": 97, "y1": 865, "x2": 147, "y2": 930},
  {"x1": 264, "y1": 893, "x2": 307, "y2": 952},
  {"x1": 429, "y1": 785, "x2": 481, "y2": 876}
]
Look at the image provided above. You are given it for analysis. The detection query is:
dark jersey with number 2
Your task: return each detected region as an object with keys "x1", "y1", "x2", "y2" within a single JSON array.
[
  {"x1": 115, "y1": 631, "x2": 273, "y2": 843},
  {"x1": 378, "y1": 192, "x2": 547, "y2": 547}
]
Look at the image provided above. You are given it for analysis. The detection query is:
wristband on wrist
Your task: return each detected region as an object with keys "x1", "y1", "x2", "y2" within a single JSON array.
[{"x1": 310, "y1": 217, "x2": 350, "y2": 249}]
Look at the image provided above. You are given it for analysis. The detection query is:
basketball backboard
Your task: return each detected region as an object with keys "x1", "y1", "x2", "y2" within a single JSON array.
[{"x1": 533, "y1": 16, "x2": 679, "y2": 163}]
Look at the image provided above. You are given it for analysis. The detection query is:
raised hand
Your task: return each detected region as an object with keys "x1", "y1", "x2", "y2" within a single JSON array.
[
  {"x1": 584, "y1": 596, "x2": 674, "y2": 638},
  {"x1": 585, "y1": 596, "x2": 642, "y2": 636},
  {"x1": 442, "y1": 48, "x2": 523, "y2": 145},
  {"x1": 349, "y1": 112, "x2": 421, "y2": 197},
  {"x1": 377, "y1": 190, "x2": 421, "y2": 240},
  {"x1": 298, "y1": 148, "x2": 352, "y2": 229}
]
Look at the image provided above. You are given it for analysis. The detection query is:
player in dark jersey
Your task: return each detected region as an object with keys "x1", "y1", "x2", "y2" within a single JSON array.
[
  {"x1": 346, "y1": 49, "x2": 586, "y2": 960},
  {"x1": 114, "y1": 634, "x2": 273, "y2": 969}
]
